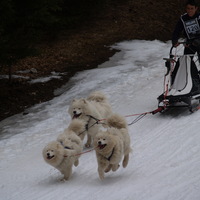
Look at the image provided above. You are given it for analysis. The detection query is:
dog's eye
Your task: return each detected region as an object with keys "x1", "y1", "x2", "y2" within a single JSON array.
[
  {"x1": 103, "y1": 139, "x2": 105, "y2": 140},
  {"x1": 51, "y1": 150, "x2": 54, "y2": 152}
]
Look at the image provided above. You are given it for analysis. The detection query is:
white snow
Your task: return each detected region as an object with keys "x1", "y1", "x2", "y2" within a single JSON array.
[
  {"x1": 1, "y1": 40, "x2": 200, "y2": 200},
  {"x1": 0, "y1": 71, "x2": 66, "y2": 83},
  {"x1": 29, "y1": 72, "x2": 68, "y2": 84},
  {"x1": 0, "y1": 75, "x2": 30, "y2": 80}
]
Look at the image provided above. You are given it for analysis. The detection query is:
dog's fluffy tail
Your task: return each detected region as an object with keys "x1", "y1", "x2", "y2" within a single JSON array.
[
  {"x1": 87, "y1": 91, "x2": 108, "y2": 103},
  {"x1": 68, "y1": 119, "x2": 85, "y2": 134},
  {"x1": 107, "y1": 113, "x2": 127, "y2": 129}
]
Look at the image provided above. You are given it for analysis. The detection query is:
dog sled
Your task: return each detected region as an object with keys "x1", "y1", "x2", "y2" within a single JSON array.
[{"x1": 156, "y1": 43, "x2": 200, "y2": 113}]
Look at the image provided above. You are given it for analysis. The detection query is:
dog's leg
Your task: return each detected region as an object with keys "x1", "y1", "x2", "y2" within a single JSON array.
[
  {"x1": 85, "y1": 134, "x2": 92, "y2": 148},
  {"x1": 111, "y1": 164, "x2": 120, "y2": 171},
  {"x1": 79, "y1": 134, "x2": 85, "y2": 141},
  {"x1": 98, "y1": 167, "x2": 105, "y2": 180},
  {"x1": 122, "y1": 154, "x2": 129, "y2": 168},
  {"x1": 74, "y1": 158, "x2": 79, "y2": 167},
  {"x1": 63, "y1": 166, "x2": 72, "y2": 180},
  {"x1": 104, "y1": 164, "x2": 112, "y2": 173}
]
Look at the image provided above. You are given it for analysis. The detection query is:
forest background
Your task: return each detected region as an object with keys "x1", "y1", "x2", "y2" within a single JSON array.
[{"x1": 0, "y1": 0, "x2": 185, "y2": 120}]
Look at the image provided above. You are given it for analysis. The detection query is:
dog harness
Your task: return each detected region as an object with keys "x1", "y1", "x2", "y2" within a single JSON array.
[{"x1": 107, "y1": 147, "x2": 115, "y2": 161}]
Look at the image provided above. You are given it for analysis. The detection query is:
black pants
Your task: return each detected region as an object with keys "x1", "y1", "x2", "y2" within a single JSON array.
[{"x1": 184, "y1": 44, "x2": 200, "y2": 55}]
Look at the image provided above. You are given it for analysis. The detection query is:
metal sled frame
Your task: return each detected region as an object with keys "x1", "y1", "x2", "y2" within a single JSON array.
[
  {"x1": 157, "y1": 44, "x2": 200, "y2": 112},
  {"x1": 158, "y1": 93, "x2": 200, "y2": 112}
]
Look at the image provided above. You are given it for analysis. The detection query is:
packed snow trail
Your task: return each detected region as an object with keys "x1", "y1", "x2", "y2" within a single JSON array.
[{"x1": 1, "y1": 40, "x2": 200, "y2": 200}]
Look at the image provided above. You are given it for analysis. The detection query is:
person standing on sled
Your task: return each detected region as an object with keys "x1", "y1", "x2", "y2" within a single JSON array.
[{"x1": 172, "y1": 0, "x2": 200, "y2": 58}]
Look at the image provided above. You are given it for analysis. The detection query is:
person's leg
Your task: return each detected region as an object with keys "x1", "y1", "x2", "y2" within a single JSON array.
[
  {"x1": 195, "y1": 45, "x2": 200, "y2": 63},
  {"x1": 184, "y1": 45, "x2": 197, "y2": 55},
  {"x1": 184, "y1": 45, "x2": 197, "y2": 63}
]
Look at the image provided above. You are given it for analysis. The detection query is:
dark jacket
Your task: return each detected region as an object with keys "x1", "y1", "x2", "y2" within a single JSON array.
[{"x1": 172, "y1": 12, "x2": 200, "y2": 45}]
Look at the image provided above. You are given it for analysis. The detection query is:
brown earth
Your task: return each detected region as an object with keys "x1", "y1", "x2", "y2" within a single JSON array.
[{"x1": 0, "y1": 0, "x2": 184, "y2": 121}]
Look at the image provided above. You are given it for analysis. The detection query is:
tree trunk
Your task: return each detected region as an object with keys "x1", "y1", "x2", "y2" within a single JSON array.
[{"x1": 8, "y1": 63, "x2": 12, "y2": 85}]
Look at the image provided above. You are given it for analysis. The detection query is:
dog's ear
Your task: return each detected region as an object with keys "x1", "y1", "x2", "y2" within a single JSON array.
[
  {"x1": 81, "y1": 99, "x2": 87, "y2": 104},
  {"x1": 56, "y1": 143, "x2": 61, "y2": 149}
]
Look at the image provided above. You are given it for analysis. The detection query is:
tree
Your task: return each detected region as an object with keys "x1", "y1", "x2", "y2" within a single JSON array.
[{"x1": 0, "y1": 0, "x2": 64, "y2": 83}]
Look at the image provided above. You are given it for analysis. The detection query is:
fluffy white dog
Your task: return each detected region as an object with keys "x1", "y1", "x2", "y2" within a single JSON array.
[
  {"x1": 68, "y1": 91, "x2": 113, "y2": 147},
  {"x1": 57, "y1": 119, "x2": 86, "y2": 142},
  {"x1": 42, "y1": 139, "x2": 83, "y2": 180},
  {"x1": 93, "y1": 113, "x2": 132, "y2": 180},
  {"x1": 43, "y1": 120, "x2": 84, "y2": 181}
]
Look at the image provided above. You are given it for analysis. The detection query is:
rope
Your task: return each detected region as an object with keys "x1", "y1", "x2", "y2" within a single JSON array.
[
  {"x1": 62, "y1": 101, "x2": 199, "y2": 159},
  {"x1": 78, "y1": 115, "x2": 106, "y2": 136},
  {"x1": 62, "y1": 106, "x2": 171, "y2": 158},
  {"x1": 126, "y1": 106, "x2": 167, "y2": 125},
  {"x1": 63, "y1": 147, "x2": 95, "y2": 158},
  {"x1": 127, "y1": 113, "x2": 148, "y2": 125}
]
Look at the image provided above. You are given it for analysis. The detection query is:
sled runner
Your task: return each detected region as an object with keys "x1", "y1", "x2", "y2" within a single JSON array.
[{"x1": 157, "y1": 43, "x2": 200, "y2": 113}]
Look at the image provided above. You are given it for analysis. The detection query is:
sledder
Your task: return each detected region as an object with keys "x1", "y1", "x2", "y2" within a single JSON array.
[
  {"x1": 157, "y1": 43, "x2": 200, "y2": 112},
  {"x1": 156, "y1": 0, "x2": 200, "y2": 113}
]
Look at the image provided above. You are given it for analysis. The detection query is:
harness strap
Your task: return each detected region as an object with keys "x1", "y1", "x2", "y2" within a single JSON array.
[
  {"x1": 86, "y1": 115, "x2": 100, "y2": 122},
  {"x1": 78, "y1": 115, "x2": 101, "y2": 136},
  {"x1": 64, "y1": 146, "x2": 71, "y2": 150},
  {"x1": 85, "y1": 115, "x2": 92, "y2": 131},
  {"x1": 107, "y1": 147, "x2": 115, "y2": 161}
]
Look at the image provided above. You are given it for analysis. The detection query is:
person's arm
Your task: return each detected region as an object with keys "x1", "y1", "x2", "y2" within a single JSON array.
[{"x1": 172, "y1": 18, "x2": 184, "y2": 46}]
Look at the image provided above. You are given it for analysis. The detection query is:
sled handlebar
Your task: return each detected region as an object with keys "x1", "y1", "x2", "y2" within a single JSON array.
[
  {"x1": 164, "y1": 42, "x2": 193, "y2": 76},
  {"x1": 170, "y1": 42, "x2": 187, "y2": 56}
]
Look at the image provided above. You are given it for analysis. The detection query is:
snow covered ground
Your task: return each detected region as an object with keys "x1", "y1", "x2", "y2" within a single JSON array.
[{"x1": 1, "y1": 40, "x2": 200, "y2": 200}]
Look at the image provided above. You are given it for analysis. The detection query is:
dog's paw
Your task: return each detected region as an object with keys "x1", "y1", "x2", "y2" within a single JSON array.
[
  {"x1": 99, "y1": 173, "x2": 105, "y2": 180},
  {"x1": 122, "y1": 154, "x2": 129, "y2": 168},
  {"x1": 104, "y1": 165, "x2": 112, "y2": 173},
  {"x1": 63, "y1": 176, "x2": 70, "y2": 181},
  {"x1": 60, "y1": 177, "x2": 68, "y2": 182},
  {"x1": 98, "y1": 169, "x2": 105, "y2": 180},
  {"x1": 112, "y1": 164, "x2": 120, "y2": 171},
  {"x1": 74, "y1": 159, "x2": 79, "y2": 167},
  {"x1": 85, "y1": 143, "x2": 91, "y2": 148}
]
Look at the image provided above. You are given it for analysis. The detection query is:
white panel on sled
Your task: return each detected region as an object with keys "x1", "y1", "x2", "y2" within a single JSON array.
[{"x1": 169, "y1": 55, "x2": 193, "y2": 96}]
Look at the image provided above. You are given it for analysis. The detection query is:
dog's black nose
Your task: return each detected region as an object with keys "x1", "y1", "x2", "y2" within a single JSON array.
[
  {"x1": 73, "y1": 111, "x2": 76, "y2": 114},
  {"x1": 47, "y1": 153, "x2": 50, "y2": 156},
  {"x1": 98, "y1": 141, "x2": 102, "y2": 145}
]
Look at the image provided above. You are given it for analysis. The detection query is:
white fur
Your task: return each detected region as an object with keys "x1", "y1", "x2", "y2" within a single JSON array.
[
  {"x1": 42, "y1": 138, "x2": 83, "y2": 180},
  {"x1": 93, "y1": 113, "x2": 132, "y2": 180},
  {"x1": 57, "y1": 119, "x2": 86, "y2": 142},
  {"x1": 68, "y1": 91, "x2": 113, "y2": 147}
]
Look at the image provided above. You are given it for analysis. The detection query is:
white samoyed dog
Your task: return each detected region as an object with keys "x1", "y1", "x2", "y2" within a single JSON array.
[
  {"x1": 43, "y1": 120, "x2": 84, "y2": 180},
  {"x1": 68, "y1": 91, "x2": 113, "y2": 147},
  {"x1": 42, "y1": 138, "x2": 83, "y2": 180},
  {"x1": 93, "y1": 113, "x2": 132, "y2": 180}
]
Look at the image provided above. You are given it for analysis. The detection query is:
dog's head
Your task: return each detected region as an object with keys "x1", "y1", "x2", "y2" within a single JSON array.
[
  {"x1": 97, "y1": 139, "x2": 107, "y2": 149},
  {"x1": 46, "y1": 149, "x2": 55, "y2": 160},
  {"x1": 42, "y1": 141, "x2": 64, "y2": 166},
  {"x1": 94, "y1": 131, "x2": 114, "y2": 151},
  {"x1": 68, "y1": 99, "x2": 88, "y2": 119}
]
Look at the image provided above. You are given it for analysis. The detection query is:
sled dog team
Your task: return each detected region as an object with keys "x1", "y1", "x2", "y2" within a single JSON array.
[{"x1": 42, "y1": 91, "x2": 132, "y2": 180}]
